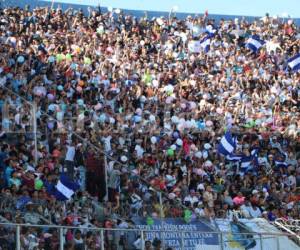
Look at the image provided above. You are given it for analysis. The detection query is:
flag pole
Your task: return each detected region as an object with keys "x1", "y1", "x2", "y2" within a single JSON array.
[
  {"x1": 33, "y1": 102, "x2": 38, "y2": 166},
  {"x1": 159, "y1": 191, "x2": 165, "y2": 249},
  {"x1": 51, "y1": 0, "x2": 55, "y2": 10},
  {"x1": 104, "y1": 155, "x2": 109, "y2": 201}
]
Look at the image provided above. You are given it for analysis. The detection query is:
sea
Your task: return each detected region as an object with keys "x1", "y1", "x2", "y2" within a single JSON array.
[{"x1": 1, "y1": 0, "x2": 300, "y2": 26}]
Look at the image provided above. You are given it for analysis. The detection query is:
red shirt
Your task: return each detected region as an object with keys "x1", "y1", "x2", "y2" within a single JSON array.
[
  {"x1": 151, "y1": 178, "x2": 166, "y2": 190},
  {"x1": 21, "y1": 175, "x2": 35, "y2": 191},
  {"x1": 85, "y1": 152, "x2": 99, "y2": 172}
]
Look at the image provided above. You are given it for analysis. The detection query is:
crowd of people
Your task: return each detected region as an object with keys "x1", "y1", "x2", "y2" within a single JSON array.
[{"x1": 0, "y1": 4, "x2": 299, "y2": 250}]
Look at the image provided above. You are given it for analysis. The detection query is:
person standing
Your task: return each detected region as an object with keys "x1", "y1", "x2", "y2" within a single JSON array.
[{"x1": 64, "y1": 140, "x2": 76, "y2": 180}]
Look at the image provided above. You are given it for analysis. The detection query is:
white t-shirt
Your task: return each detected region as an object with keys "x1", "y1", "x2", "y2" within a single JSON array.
[
  {"x1": 195, "y1": 207, "x2": 205, "y2": 217},
  {"x1": 288, "y1": 175, "x2": 296, "y2": 187},
  {"x1": 102, "y1": 136, "x2": 112, "y2": 152},
  {"x1": 184, "y1": 195, "x2": 199, "y2": 206},
  {"x1": 266, "y1": 41, "x2": 281, "y2": 54},
  {"x1": 240, "y1": 205, "x2": 251, "y2": 218},
  {"x1": 65, "y1": 145, "x2": 75, "y2": 162},
  {"x1": 249, "y1": 206, "x2": 262, "y2": 218}
]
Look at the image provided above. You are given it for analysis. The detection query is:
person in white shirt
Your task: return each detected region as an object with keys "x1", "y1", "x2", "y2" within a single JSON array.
[
  {"x1": 183, "y1": 190, "x2": 199, "y2": 207},
  {"x1": 195, "y1": 202, "x2": 205, "y2": 218},
  {"x1": 266, "y1": 38, "x2": 281, "y2": 54},
  {"x1": 65, "y1": 141, "x2": 76, "y2": 180},
  {"x1": 102, "y1": 135, "x2": 112, "y2": 152},
  {"x1": 65, "y1": 144, "x2": 75, "y2": 162},
  {"x1": 248, "y1": 204, "x2": 262, "y2": 218},
  {"x1": 288, "y1": 173, "x2": 296, "y2": 187},
  {"x1": 240, "y1": 201, "x2": 251, "y2": 218}
]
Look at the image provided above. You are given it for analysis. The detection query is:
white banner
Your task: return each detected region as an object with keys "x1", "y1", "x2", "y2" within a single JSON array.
[{"x1": 188, "y1": 40, "x2": 201, "y2": 53}]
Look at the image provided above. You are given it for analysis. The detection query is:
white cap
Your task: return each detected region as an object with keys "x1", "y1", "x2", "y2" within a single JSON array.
[
  {"x1": 149, "y1": 114, "x2": 156, "y2": 122},
  {"x1": 152, "y1": 79, "x2": 159, "y2": 88},
  {"x1": 204, "y1": 143, "x2": 212, "y2": 150},
  {"x1": 197, "y1": 183, "x2": 205, "y2": 190},
  {"x1": 136, "y1": 108, "x2": 142, "y2": 116},
  {"x1": 176, "y1": 138, "x2": 183, "y2": 146},
  {"x1": 150, "y1": 136, "x2": 157, "y2": 144},
  {"x1": 168, "y1": 193, "x2": 176, "y2": 199},
  {"x1": 204, "y1": 160, "x2": 213, "y2": 167},
  {"x1": 171, "y1": 116, "x2": 179, "y2": 124},
  {"x1": 140, "y1": 95, "x2": 146, "y2": 102},
  {"x1": 109, "y1": 117, "x2": 115, "y2": 124},
  {"x1": 202, "y1": 151, "x2": 208, "y2": 159},
  {"x1": 195, "y1": 151, "x2": 202, "y2": 159},
  {"x1": 121, "y1": 156, "x2": 128, "y2": 162}
]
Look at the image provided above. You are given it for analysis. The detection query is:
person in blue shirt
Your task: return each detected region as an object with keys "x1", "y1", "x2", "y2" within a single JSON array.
[
  {"x1": 0, "y1": 144, "x2": 9, "y2": 170},
  {"x1": 4, "y1": 160, "x2": 14, "y2": 187},
  {"x1": 8, "y1": 171, "x2": 22, "y2": 190},
  {"x1": 267, "y1": 209, "x2": 277, "y2": 221}
]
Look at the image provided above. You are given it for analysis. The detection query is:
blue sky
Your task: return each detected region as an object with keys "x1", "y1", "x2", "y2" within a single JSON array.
[{"x1": 45, "y1": 0, "x2": 300, "y2": 17}]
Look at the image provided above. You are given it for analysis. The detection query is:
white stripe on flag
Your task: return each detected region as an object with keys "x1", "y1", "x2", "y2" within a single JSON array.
[
  {"x1": 56, "y1": 180, "x2": 74, "y2": 199},
  {"x1": 201, "y1": 39, "x2": 210, "y2": 48},
  {"x1": 241, "y1": 161, "x2": 251, "y2": 168},
  {"x1": 247, "y1": 38, "x2": 262, "y2": 49},
  {"x1": 288, "y1": 56, "x2": 300, "y2": 69},
  {"x1": 220, "y1": 136, "x2": 234, "y2": 153}
]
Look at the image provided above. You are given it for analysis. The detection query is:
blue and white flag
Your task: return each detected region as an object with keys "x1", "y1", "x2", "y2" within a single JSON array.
[
  {"x1": 250, "y1": 148, "x2": 259, "y2": 156},
  {"x1": 275, "y1": 160, "x2": 288, "y2": 168},
  {"x1": 200, "y1": 36, "x2": 211, "y2": 53},
  {"x1": 45, "y1": 175, "x2": 80, "y2": 201},
  {"x1": 250, "y1": 148, "x2": 259, "y2": 166},
  {"x1": 226, "y1": 153, "x2": 243, "y2": 161},
  {"x1": 227, "y1": 148, "x2": 259, "y2": 168},
  {"x1": 240, "y1": 155, "x2": 253, "y2": 169},
  {"x1": 55, "y1": 174, "x2": 80, "y2": 200},
  {"x1": 218, "y1": 131, "x2": 236, "y2": 156},
  {"x1": 246, "y1": 35, "x2": 265, "y2": 52},
  {"x1": 205, "y1": 25, "x2": 217, "y2": 36},
  {"x1": 287, "y1": 54, "x2": 300, "y2": 71},
  {"x1": 240, "y1": 148, "x2": 259, "y2": 169}
]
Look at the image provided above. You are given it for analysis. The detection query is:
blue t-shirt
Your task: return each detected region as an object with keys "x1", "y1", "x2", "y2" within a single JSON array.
[
  {"x1": 8, "y1": 177, "x2": 21, "y2": 188},
  {"x1": 4, "y1": 166, "x2": 14, "y2": 185},
  {"x1": 268, "y1": 212, "x2": 276, "y2": 221},
  {"x1": 0, "y1": 152, "x2": 8, "y2": 169}
]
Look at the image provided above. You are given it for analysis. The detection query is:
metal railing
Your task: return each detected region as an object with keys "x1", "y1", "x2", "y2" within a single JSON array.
[
  {"x1": 274, "y1": 219, "x2": 300, "y2": 245},
  {"x1": 0, "y1": 222, "x2": 297, "y2": 250}
]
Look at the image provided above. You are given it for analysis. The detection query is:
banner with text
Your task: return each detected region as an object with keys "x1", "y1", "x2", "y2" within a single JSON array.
[{"x1": 132, "y1": 218, "x2": 219, "y2": 250}]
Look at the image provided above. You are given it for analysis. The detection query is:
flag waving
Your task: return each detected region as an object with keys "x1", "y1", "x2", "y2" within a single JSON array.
[
  {"x1": 287, "y1": 53, "x2": 300, "y2": 71},
  {"x1": 205, "y1": 25, "x2": 217, "y2": 36},
  {"x1": 200, "y1": 35, "x2": 211, "y2": 53},
  {"x1": 246, "y1": 35, "x2": 265, "y2": 53},
  {"x1": 45, "y1": 174, "x2": 80, "y2": 201},
  {"x1": 56, "y1": 174, "x2": 80, "y2": 200},
  {"x1": 218, "y1": 131, "x2": 236, "y2": 156}
]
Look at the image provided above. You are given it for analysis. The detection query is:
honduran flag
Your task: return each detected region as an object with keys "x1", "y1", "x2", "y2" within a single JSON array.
[
  {"x1": 218, "y1": 131, "x2": 237, "y2": 156},
  {"x1": 226, "y1": 147, "x2": 259, "y2": 167},
  {"x1": 246, "y1": 35, "x2": 265, "y2": 53},
  {"x1": 200, "y1": 35, "x2": 211, "y2": 53},
  {"x1": 56, "y1": 174, "x2": 80, "y2": 200},
  {"x1": 240, "y1": 148, "x2": 259, "y2": 170},
  {"x1": 226, "y1": 153, "x2": 243, "y2": 162},
  {"x1": 45, "y1": 174, "x2": 80, "y2": 201},
  {"x1": 275, "y1": 160, "x2": 288, "y2": 168},
  {"x1": 240, "y1": 155, "x2": 254, "y2": 169},
  {"x1": 287, "y1": 54, "x2": 300, "y2": 71},
  {"x1": 205, "y1": 25, "x2": 217, "y2": 36}
]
